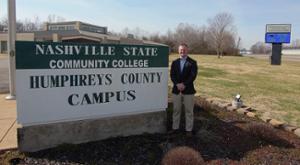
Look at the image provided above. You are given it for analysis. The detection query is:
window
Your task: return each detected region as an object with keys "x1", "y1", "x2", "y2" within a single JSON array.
[
  {"x1": 49, "y1": 25, "x2": 75, "y2": 31},
  {"x1": 0, "y1": 41, "x2": 7, "y2": 54},
  {"x1": 66, "y1": 26, "x2": 75, "y2": 30},
  {"x1": 49, "y1": 26, "x2": 58, "y2": 30},
  {"x1": 58, "y1": 26, "x2": 65, "y2": 30},
  {"x1": 80, "y1": 24, "x2": 106, "y2": 34}
]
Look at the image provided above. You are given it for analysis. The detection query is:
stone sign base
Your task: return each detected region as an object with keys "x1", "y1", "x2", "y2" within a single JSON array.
[{"x1": 17, "y1": 111, "x2": 166, "y2": 152}]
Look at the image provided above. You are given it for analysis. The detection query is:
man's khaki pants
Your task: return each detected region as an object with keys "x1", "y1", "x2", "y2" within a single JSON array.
[{"x1": 172, "y1": 94, "x2": 194, "y2": 132}]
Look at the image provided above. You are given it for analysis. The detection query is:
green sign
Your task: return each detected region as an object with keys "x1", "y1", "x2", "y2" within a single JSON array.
[{"x1": 16, "y1": 41, "x2": 169, "y2": 69}]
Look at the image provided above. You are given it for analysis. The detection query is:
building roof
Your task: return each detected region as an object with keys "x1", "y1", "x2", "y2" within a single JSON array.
[
  {"x1": 0, "y1": 21, "x2": 167, "y2": 47},
  {"x1": 46, "y1": 21, "x2": 107, "y2": 29}
]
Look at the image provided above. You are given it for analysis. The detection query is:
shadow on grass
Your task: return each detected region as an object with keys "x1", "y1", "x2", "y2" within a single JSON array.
[{"x1": 8, "y1": 104, "x2": 296, "y2": 165}]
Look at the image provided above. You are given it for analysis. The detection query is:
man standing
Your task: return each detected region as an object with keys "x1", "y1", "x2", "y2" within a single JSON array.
[{"x1": 170, "y1": 43, "x2": 198, "y2": 136}]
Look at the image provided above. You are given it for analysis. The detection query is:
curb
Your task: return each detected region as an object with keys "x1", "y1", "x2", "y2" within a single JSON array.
[
  {"x1": 0, "y1": 147, "x2": 18, "y2": 155},
  {"x1": 194, "y1": 95, "x2": 300, "y2": 138}
]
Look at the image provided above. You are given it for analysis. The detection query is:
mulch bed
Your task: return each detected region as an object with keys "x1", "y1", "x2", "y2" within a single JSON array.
[{"x1": 1, "y1": 105, "x2": 300, "y2": 165}]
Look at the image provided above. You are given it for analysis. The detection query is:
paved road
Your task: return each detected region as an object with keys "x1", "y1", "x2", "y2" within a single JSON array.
[{"x1": 243, "y1": 54, "x2": 300, "y2": 62}]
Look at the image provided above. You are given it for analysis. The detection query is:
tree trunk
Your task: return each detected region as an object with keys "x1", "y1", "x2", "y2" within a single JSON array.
[{"x1": 220, "y1": 49, "x2": 223, "y2": 58}]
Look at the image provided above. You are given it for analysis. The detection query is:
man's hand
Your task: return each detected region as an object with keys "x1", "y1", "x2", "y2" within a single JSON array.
[{"x1": 176, "y1": 83, "x2": 185, "y2": 92}]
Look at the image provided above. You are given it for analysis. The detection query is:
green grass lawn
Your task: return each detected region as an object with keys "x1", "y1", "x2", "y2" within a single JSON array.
[{"x1": 169, "y1": 54, "x2": 300, "y2": 127}]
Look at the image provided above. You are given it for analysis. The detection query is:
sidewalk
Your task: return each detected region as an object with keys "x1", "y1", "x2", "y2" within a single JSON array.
[
  {"x1": 0, "y1": 56, "x2": 17, "y2": 151},
  {"x1": 0, "y1": 93, "x2": 17, "y2": 151}
]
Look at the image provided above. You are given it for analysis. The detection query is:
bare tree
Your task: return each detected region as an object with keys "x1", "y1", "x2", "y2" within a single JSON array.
[
  {"x1": 47, "y1": 14, "x2": 65, "y2": 23},
  {"x1": 104, "y1": 15, "x2": 240, "y2": 55},
  {"x1": 0, "y1": 24, "x2": 4, "y2": 31},
  {"x1": 22, "y1": 17, "x2": 42, "y2": 31},
  {"x1": 207, "y1": 12, "x2": 236, "y2": 58},
  {"x1": 149, "y1": 33, "x2": 161, "y2": 43},
  {"x1": 0, "y1": 17, "x2": 7, "y2": 31},
  {"x1": 0, "y1": 16, "x2": 24, "y2": 32},
  {"x1": 122, "y1": 27, "x2": 150, "y2": 39},
  {"x1": 117, "y1": 20, "x2": 239, "y2": 55},
  {"x1": 287, "y1": 39, "x2": 300, "y2": 49},
  {"x1": 33, "y1": 16, "x2": 43, "y2": 30},
  {"x1": 250, "y1": 42, "x2": 271, "y2": 54},
  {"x1": 172, "y1": 23, "x2": 209, "y2": 54},
  {"x1": 236, "y1": 37, "x2": 241, "y2": 54},
  {"x1": 147, "y1": 23, "x2": 211, "y2": 54},
  {"x1": 131, "y1": 27, "x2": 149, "y2": 39},
  {"x1": 161, "y1": 30, "x2": 176, "y2": 52},
  {"x1": 1, "y1": 16, "x2": 43, "y2": 32},
  {"x1": 174, "y1": 23, "x2": 199, "y2": 48},
  {"x1": 223, "y1": 31, "x2": 237, "y2": 55}
]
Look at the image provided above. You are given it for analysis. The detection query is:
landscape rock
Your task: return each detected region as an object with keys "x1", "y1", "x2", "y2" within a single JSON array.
[
  {"x1": 293, "y1": 128, "x2": 300, "y2": 138},
  {"x1": 246, "y1": 112, "x2": 256, "y2": 118},
  {"x1": 268, "y1": 119, "x2": 285, "y2": 128},
  {"x1": 237, "y1": 109, "x2": 247, "y2": 115},
  {"x1": 282, "y1": 124, "x2": 298, "y2": 132}
]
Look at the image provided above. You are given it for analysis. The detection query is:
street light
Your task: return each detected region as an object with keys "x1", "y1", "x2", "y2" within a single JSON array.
[{"x1": 5, "y1": 0, "x2": 16, "y2": 100}]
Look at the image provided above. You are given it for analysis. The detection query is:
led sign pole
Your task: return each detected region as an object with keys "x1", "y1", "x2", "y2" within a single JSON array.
[
  {"x1": 5, "y1": 0, "x2": 16, "y2": 100},
  {"x1": 271, "y1": 43, "x2": 282, "y2": 65},
  {"x1": 265, "y1": 24, "x2": 291, "y2": 65}
]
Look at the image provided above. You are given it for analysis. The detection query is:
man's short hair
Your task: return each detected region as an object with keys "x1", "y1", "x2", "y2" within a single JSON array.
[{"x1": 179, "y1": 43, "x2": 188, "y2": 48}]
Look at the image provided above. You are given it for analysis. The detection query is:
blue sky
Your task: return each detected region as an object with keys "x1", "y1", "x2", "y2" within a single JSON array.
[{"x1": 1, "y1": 0, "x2": 299, "y2": 49}]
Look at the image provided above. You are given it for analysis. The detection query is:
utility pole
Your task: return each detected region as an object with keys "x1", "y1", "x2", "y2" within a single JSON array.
[{"x1": 5, "y1": 0, "x2": 16, "y2": 100}]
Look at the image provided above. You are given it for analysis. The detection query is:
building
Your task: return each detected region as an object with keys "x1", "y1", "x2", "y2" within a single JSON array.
[
  {"x1": 0, "y1": 21, "x2": 161, "y2": 55},
  {"x1": 239, "y1": 49, "x2": 252, "y2": 55},
  {"x1": 282, "y1": 49, "x2": 300, "y2": 55}
]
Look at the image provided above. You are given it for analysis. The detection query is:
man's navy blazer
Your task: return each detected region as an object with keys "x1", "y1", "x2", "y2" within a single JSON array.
[{"x1": 170, "y1": 56, "x2": 198, "y2": 95}]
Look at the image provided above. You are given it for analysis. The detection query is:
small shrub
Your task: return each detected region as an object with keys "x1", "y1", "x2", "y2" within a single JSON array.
[{"x1": 161, "y1": 146, "x2": 204, "y2": 165}]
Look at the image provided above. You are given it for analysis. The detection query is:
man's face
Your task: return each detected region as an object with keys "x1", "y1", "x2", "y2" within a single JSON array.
[{"x1": 178, "y1": 45, "x2": 188, "y2": 58}]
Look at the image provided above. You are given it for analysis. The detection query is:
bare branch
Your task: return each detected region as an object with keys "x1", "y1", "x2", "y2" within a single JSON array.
[{"x1": 207, "y1": 12, "x2": 237, "y2": 57}]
